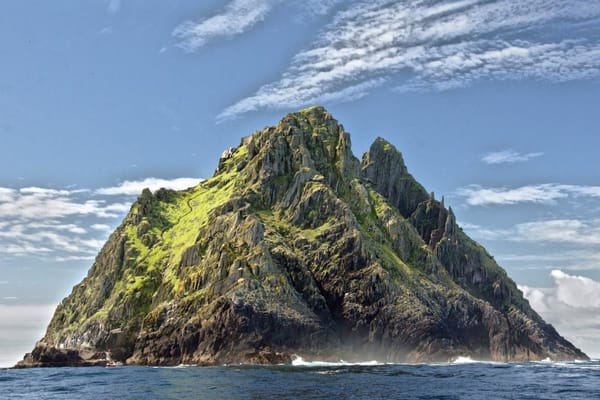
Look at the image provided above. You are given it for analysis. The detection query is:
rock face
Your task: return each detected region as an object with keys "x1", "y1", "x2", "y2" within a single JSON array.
[{"x1": 17, "y1": 106, "x2": 587, "y2": 367}]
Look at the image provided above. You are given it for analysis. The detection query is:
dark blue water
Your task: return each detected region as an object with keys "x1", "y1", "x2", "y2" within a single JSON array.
[{"x1": 2, "y1": 360, "x2": 599, "y2": 399}]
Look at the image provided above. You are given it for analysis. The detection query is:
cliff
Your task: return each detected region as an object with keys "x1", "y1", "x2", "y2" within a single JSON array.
[{"x1": 17, "y1": 106, "x2": 587, "y2": 367}]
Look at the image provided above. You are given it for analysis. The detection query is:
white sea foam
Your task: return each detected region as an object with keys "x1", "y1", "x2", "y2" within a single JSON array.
[
  {"x1": 445, "y1": 356, "x2": 508, "y2": 366},
  {"x1": 291, "y1": 356, "x2": 380, "y2": 367},
  {"x1": 151, "y1": 364, "x2": 196, "y2": 369},
  {"x1": 451, "y1": 356, "x2": 479, "y2": 364},
  {"x1": 529, "y1": 359, "x2": 600, "y2": 371}
]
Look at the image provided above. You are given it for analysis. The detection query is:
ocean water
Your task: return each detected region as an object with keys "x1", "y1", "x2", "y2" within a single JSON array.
[{"x1": 2, "y1": 358, "x2": 599, "y2": 399}]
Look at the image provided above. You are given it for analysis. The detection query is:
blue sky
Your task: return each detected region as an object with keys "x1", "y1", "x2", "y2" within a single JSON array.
[{"x1": 1, "y1": 0, "x2": 600, "y2": 366}]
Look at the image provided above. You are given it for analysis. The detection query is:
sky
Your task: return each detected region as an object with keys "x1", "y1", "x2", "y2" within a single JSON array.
[{"x1": 1, "y1": 0, "x2": 599, "y2": 367}]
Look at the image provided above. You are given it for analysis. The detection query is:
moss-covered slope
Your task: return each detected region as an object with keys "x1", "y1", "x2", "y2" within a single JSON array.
[{"x1": 17, "y1": 106, "x2": 586, "y2": 367}]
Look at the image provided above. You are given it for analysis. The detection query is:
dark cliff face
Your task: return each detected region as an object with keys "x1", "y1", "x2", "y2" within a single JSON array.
[{"x1": 16, "y1": 106, "x2": 587, "y2": 368}]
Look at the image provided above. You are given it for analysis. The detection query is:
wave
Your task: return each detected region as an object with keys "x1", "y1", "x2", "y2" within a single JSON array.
[
  {"x1": 451, "y1": 356, "x2": 480, "y2": 365},
  {"x1": 450, "y1": 357, "x2": 600, "y2": 367},
  {"x1": 291, "y1": 356, "x2": 514, "y2": 367},
  {"x1": 291, "y1": 356, "x2": 381, "y2": 367},
  {"x1": 151, "y1": 364, "x2": 197, "y2": 369},
  {"x1": 533, "y1": 358, "x2": 587, "y2": 365},
  {"x1": 434, "y1": 357, "x2": 508, "y2": 366}
]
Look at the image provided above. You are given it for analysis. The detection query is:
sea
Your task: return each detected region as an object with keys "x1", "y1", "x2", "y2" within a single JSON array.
[{"x1": 2, "y1": 357, "x2": 599, "y2": 399}]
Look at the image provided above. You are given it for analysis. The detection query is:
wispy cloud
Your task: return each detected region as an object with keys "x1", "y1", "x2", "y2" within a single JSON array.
[
  {"x1": 462, "y1": 218, "x2": 600, "y2": 247},
  {"x1": 396, "y1": 38, "x2": 600, "y2": 92},
  {"x1": 520, "y1": 270, "x2": 600, "y2": 356},
  {"x1": 96, "y1": 177, "x2": 201, "y2": 196},
  {"x1": 515, "y1": 219, "x2": 600, "y2": 246},
  {"x1": 91, "y1": 224, "x2": 111, "y2": 231},
  {"x1": 0, "y1": 243, "x2": 53, "y2": 256},
  {"x1": 457, "y1": 184, "x2": 600, "y2": 206},
  {"x1": 173, "y1": 0, "x2": 342, "y2": 52},
  {"x1": 458, "y1": 222, "x2": 512, "y2": 241},
  {"x1": 300, "y1": 0, "x2": 344, "y2": 16},
  {"x1": 499, "y1": 250, "x2": 600, "y2": 265},
  {"x1": 173, "y1": 0, "x2": 279, "y2": 52},
  {"x1": 482, "y1": 150, "x2": 543, "y2": 165},
  {"x1": 53, "y1": 255, "x2": 96, "y2": 262},
  {"x1": 219, "y1": 0, "x2": 600, "y2": 119},
  {"x1": 0, "y1": 221, "x2": 105, "y2": 255},
  {"x1": 0, "y1": 187, "x2": 129, "y2": 220}
]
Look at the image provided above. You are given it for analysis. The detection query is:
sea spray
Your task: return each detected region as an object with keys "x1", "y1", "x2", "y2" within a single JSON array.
[{"x1": 291, "y1": 356, "x2": 380, "y2": 367}]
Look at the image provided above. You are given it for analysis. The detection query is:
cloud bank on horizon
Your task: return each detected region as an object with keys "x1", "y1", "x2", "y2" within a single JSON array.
[
  {"x1": 168, "y1": 0, "x2": 600, "y2": 120},
  {"x1": 521, "y1": 270, "x2": 600, "y2": 356}
]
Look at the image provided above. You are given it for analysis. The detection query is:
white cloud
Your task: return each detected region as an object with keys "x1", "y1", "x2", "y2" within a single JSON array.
[
  {"x1": 173, "y1": 0, "x2": 279, "y2": 52},
  {"x1": 53, "y1": 255, "x2": 96, "y2": 262},
  {"x1": 398, "y1": 39, "x2": 600, "y2": 92},
  {"x1": 300, "y1": 0, "x2": 343, "y2": 16},
  {"x1": 218, "y1": 76, "x2": 387, "y2": 121},
  {"x1": 499, "y1": 251, "x2": 600, "y2": 266},
  {"x1": 515, "y1": 220, "x2": 600, "y2": 246},
  {"x1": 457, "y1": 184, "x2": 568, "y2": 206},
  {"x1": 0, "y1": 186, "x2": 130, "y2": 220},
  {"x1": 462, "y1": 217, "x2": 600, "y2": 247},
  {"x1": 570, "y1": 186, "x2": 600, "y2": 197},
  {"x1": 0, "y1": 224, "x2": 105, "y2": 255},
  {"x1": 550, "y1": 270, "x2": 600, "y2": 308},
  {"x1": 457, "y1": 184, "x2": 600, "y2": 206},
  {"x1": 482, "y1": 150, "x2": 543, "y2": 164},
  {"x1": 519, "y1": 285, "x2": 550, "y2": 312},
  {"x1": 0, "y1": 243, "x2": 53, "y2": 256},
  {"x1": 91, "y1": 224, "x2": 111, "y2": 231},
  {"x1": 0, "y1": 188, "x2": 15, "y2": 202},
  {"x1": 173, "y1": 0, "x2": 342, "y2": 52},
  {"x1": 19, "y1": 187, "x2": 74, "y2": 197},
  {"x1": 219, "y1": 0, "x2": 600, "y2": 119},
  {"x1": 26, "y1": 222, "x2": 87, "y2": 235},
  {"x1": 96, "y1": 177, "x2": 201, "y2": 196},
  {"x1": 520, "y1": 270, "x2": 600, "y2": 357},
  {"x1": 458, "y1": 221, "x2": 512, "y2": 240}
]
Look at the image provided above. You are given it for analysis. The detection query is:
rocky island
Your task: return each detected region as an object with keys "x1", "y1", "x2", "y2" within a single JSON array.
[{"x1": 16, "y1": 106, "x2": 587, "y2": 367}]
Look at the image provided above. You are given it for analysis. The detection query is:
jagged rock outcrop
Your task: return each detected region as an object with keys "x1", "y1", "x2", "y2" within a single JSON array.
[{"x1": 16, "y1": 106, "x2": 587, "y2": 368}]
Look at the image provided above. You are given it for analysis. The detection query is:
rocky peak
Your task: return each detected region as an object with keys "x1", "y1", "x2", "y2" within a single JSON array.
[
  {"x1": 217, "y1": 107, "x2": 361, "y2": 207},
  {"x1": 361, "y1": 138, "x2": 429, "y2": 218},
  {"x1": 270, "y1": 106, "x2": 360, "y2": 180}
]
